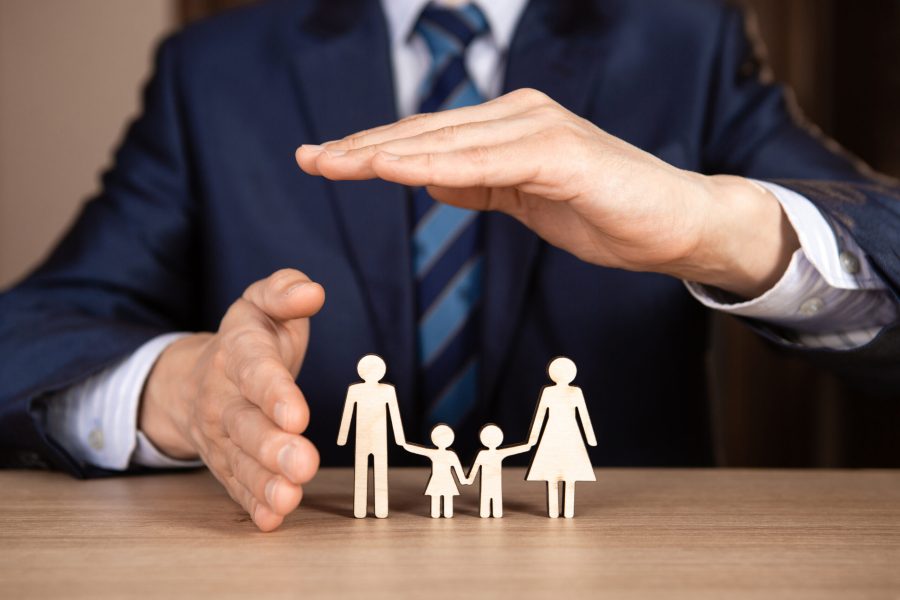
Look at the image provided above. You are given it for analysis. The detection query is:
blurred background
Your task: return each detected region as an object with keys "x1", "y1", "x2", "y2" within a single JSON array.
[{"x1": 1, "y1": 0, "x2": 897, "y2": 467}]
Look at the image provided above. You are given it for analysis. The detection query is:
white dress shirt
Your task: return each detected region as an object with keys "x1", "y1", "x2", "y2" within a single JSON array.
[{"x1": 44, "y1": 0, "x2": 898, "y2": 471}]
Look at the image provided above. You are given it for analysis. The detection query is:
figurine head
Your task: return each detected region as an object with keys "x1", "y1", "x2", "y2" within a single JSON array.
[
  {"x1": 430, "y1": 424, "x2": 455, "y2": 449},
  {"x1": 479, "y1": 424, "x2": 504, "y2": 449},
  {"x1": 357, "y1": 354, "x2": 386, "y2": 383},
  {"x1": 548, "y1": 356, "x2": 576, "y2": 385}
]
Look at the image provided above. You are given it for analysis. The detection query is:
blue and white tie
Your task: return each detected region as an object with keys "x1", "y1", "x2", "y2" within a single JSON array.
[{"x1": 412, "y1": 3, "x2": 489, "y2": 427}]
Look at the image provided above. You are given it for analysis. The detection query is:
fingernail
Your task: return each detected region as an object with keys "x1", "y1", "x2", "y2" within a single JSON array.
[
  {"x1": 300, "y1": 144, "x2": 324, "y2": 153},
  {"x1": 265, "y1": 478, "x2": 279, "y2": 508},
  {"x1": 278, "y1": 443, "x2": 305, "y2": 483},
  {"x1": 253, "y1": 502, "x2": 265, "y2": 524},
  {"x1": 274, "y1": 402, "x2": 289, "y2": 428},
  {"x1": 284, "y1": 282, "x2": 308, "y2": 296},
  {"x1": 325, "y1": 149, "x2": 346, "y2": 157},
  {"x1": 379, "y1": 152, "x2": 401, "y2": 161}
]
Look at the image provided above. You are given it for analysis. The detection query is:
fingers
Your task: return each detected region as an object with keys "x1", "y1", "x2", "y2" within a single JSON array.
[
  {"x1": 295, "y1": 88, "x2": 553, "y2": 175},
  {"x1": 224, "y1": 403, "x2": 320, "y2": 485},
  {"x1": 223, "y1": 268, "x2": 324, "y2": 431},
  {"x1": 220, "y1": 327, "x2": 310, "y2": 433},
  {"x1": 203, "y1": 445, "x2": 285, "y2": 532},
  {"x1": 305, "y1": 115, "x2": 543, "y2": 182},
  {"x1": 242, "y1": 268, "x2": 325, "y2": 323},
  {"x1": 225, "y1": 439, "x2": 304, "y2": 516},
  {"x1": 369, "y1": 139, "x2": 542, "y2": 190}
]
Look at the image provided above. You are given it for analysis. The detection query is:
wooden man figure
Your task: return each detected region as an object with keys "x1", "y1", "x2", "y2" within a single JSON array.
[
  {"x1": 337, "y1": 354, "x2": 406, "y2": 518},
  {"x1": 525, "y1": 357, "x2": 598, "y2": 518},
  {"x1": 466, "y1": 424, "x2": 532, "y2": 518}
]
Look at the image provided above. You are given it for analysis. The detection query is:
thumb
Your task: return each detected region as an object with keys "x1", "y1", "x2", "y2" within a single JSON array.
[{"x1": 242, "y1": 269, "x2": 326, "y2": 323}]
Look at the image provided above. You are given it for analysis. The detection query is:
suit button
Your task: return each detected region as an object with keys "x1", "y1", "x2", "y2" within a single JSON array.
[
  {"x1": 88, "y1": 428, "x2": 105, "y2": 451},
  {"x1": 799, "y1": 297, "x2": 825, "y2": 316},
  {"x1": 839, "y1": 250, "x2": 860, "y2": 275}
]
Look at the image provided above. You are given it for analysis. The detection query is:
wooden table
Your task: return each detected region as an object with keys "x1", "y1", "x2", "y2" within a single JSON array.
[{"x1": 1, "y1": 468, "x2": 898, "y2": 599}]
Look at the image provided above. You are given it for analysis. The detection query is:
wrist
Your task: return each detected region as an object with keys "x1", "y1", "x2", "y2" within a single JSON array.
[
  {"x1": 139, "y1": 333, "x2": 212, "y2": 460},
  {"x1": 676, "y1": 174, "x2": 799, "y2": 298}
]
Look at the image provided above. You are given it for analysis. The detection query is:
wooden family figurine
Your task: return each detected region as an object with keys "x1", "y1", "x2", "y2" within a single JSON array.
[
  {"x1": 403, "y1": 425, "x2": 466, "y2": 518},
  {"x1": 525, "y1": 356, "x2": 598, "y2": 518},
  {"x1": 337, "y1": 354, "x2": 597, "y2": 519},
  {"x1": 336, "y1": 354, "x2": 405, "y2": 519},
  {"x1": 467, "y1": 424, "x2": 532, "y2": 518}
]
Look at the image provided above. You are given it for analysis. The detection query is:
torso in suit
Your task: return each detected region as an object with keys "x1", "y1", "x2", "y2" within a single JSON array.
[{"x1": 1, "y1": 0, "x2": 898, "y2": 475}]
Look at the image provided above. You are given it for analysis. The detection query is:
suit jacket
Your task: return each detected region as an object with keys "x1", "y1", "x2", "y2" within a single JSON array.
[{"x1": 1, "y1": 0, "x2": 898, "y2": 477}]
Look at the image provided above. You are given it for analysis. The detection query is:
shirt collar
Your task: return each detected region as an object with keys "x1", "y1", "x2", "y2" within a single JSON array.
[{"x1": 381, "y1": 0, "x2": 529, "y2": 51}]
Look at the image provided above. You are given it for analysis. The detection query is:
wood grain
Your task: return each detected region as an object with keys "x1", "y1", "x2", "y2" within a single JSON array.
[{"x1": 1, "y1": 468, "x2": 898, "y2": 599}]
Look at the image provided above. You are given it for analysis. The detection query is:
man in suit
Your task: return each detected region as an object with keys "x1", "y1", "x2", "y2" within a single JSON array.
[{"x1": 0, "y1": 0, "x2": 897, "y2": 531}]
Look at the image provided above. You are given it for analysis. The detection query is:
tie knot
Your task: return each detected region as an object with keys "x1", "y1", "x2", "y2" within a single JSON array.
[{"x1": 415, "y1": 3, "x2": 489, "y2": 60}]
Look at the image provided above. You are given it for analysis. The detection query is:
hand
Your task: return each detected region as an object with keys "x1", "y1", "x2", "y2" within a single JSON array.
[
  {"x1": 139, "y1": 269, "x2": 325, "y2": 531},
  {"x1": 296, "y1": 88, "x2": 799, "y2": 298}
]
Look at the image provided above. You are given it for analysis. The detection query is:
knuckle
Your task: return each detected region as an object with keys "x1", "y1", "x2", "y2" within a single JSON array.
[
  {"x1": 256, "y1": 433, "x2": 284, "y2": 465},
  {"x1": 232, "y1": 354, "x2": 259, "y2": 392},
  {"x1": 222, "y1": 327, "x2": 267, "y2": 359},
  {"x1": 511, "y1": 87, "x2": 549, "y2": 105},
  {"x1": 209, "y1": 342, "x2": 230, "y2": 374},
  {"x1": 434, "y1": 124, "x2": 461, "y2": 142},
  {"x1": 547, "y1": 121, "x2": 579, "y2": 142},
  {"x1": 226, "y1": 447, "x2": 243, "y2": 478},
  {"x1": 399, "y1": 112, "x2": 434, "y2": 134},
  {"x1": 467, "y1": 145, "x2": 491, "y2": 165},
  {"x1": 532, "y1": 103, "x2": 566, "y2": 122},
  {"x1": 344, "y1": 135, "x2": 368, "y2": 150}
]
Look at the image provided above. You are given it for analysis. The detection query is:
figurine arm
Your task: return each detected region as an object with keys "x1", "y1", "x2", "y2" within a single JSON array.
[
  {"x1": 452, "y1": 454, "x2": 468, "y2": 485},
  {"x1": 497, "y1": 443, "x2": 533, "y2": 458},
  {"x1": 526, "y1": 396, "x2": 548, "y2": 447},
  {"x1": 402, "y1": 442, "x2": 433, "y2": 457},
  {"x1": 336, "y1": 391, "x2": 356, "y2": 446},
  {"x1": 575, "y1": 389, "x2": 598, "y2": 446},
  {"x1": 386, "y1": 389, "x2": 406, "y2": 446},
  {"x1": 465, "y1": 458, "x2": 481, "y2": 485}
]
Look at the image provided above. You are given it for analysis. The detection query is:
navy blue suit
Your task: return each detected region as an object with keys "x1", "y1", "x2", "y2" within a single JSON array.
[{"x1": 1, "y1": 0, "x2": 898, "y2": 476}]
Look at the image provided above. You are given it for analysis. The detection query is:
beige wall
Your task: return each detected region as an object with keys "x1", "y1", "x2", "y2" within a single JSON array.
[{"x1": 0, "y1": 0, "x2": 175, "y2": 288}]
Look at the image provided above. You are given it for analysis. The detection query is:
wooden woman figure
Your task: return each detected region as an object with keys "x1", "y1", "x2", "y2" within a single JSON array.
[
  {"x1": 403, "y1": 424, "x2": 467, "y2": 518},
  {"x1": 525, "y1": 357, "x2": 598, "y2": 518}
]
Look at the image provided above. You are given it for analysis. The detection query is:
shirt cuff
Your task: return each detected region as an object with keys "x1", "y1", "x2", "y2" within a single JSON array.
[
  {"x1": 685, "y1": 181, "x2": 898, "y2": 349},
  {"x1": 44, "y1": 332, "x2": 202, "y2": 471}
]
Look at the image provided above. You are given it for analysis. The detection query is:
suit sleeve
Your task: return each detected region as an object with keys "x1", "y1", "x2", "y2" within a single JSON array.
[
  {"x1": 700, "y1": 5, "x2": 900, "y2": 393},
  {"x1": 0, "y1": 34, "x2": 199, "y2": 476}
]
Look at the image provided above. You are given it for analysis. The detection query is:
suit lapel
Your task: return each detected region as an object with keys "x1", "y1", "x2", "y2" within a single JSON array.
[
  {"x1": 290, "y1": 0, "x2": 416, "y2": 411},
  {"x1": 481, "y1": 0, "x2": 616, "y2": 405}
]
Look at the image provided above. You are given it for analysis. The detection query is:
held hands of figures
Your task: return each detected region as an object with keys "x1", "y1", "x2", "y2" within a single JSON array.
[{"x1": 295, "y1": 88, "x2": 713, "y2": 277}]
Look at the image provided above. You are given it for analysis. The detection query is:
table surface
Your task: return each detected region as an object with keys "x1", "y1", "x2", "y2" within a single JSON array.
[{"x1": 1, "y1": 467, "x2": 898, "y2": 599}]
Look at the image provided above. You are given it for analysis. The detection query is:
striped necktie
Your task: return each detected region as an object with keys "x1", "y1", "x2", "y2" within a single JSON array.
[{"x1": 412, "y1": 3, "x2": 489, "y2": 427}]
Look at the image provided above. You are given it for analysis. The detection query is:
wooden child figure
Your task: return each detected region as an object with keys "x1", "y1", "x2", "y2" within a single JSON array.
[
  {"x1": 466, "y1": 424, "x2": 532, "y2": 518},
  {"x1": 403, "y1": 424, "x2": 467, "y2": 518}
]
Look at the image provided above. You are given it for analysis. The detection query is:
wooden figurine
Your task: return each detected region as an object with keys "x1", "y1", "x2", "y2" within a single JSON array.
[
  {"x1": 403, "y1": 424, "x2": 467, "y2": 518},
  {"x1": 337, "y1": 354, "x2": 406, "y2": 519},
  {"x1": 466, "y1": 424, "x2": 532, "y2": 518},
  {"x1": 524, "y1": 357, "x2": 598, "y2": 518}
]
